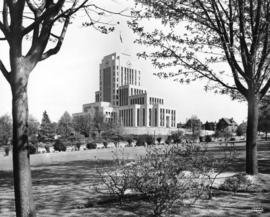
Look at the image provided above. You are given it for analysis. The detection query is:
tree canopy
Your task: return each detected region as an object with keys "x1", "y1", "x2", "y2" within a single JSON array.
[{"x1": 130, "y1": 0, "x2": 270, "y2": 100}]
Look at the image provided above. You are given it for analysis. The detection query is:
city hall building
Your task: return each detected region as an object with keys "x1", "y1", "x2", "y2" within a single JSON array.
[{"x1": 73, "y1": 52, "x2": 177, "y2": 135}]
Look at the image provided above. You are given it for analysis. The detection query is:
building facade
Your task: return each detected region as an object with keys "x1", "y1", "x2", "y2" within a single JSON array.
[{"x1": 73, "y1": 52, "x2": 177, "y2": 135}]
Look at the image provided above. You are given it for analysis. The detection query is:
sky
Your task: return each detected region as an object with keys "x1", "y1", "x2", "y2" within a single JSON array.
[{"x1": 0, "y1": 0, "x2": 247, "y2": 124}]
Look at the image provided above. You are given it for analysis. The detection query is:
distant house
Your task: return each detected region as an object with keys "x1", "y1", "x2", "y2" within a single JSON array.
[
  {"x1": 216, "y1": 118, "x2": 238, "y2": 133},
  {"x1": 203, "y1": 121, "x2": 216, "y2": 131}
]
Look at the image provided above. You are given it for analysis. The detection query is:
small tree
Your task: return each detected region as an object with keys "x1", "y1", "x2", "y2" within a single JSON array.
[
  {"x1": 38, "y1": 111, "x2": 55, "y2": 143},
  {"x1": 236, "y1": 122, "x2": 247, "y2": 137},
  {"x1": 73, "y1": 113, "x2": 92, "y2": 137},
  {"x1": 57, "y1": 111, "x2": 74, "y2": 138},
  {"x1": 0, "y1": 114, "x2": 12, "y2": 148},
  {"x1": 185, "y1": 116, "x2": 202, "y2": 141}
]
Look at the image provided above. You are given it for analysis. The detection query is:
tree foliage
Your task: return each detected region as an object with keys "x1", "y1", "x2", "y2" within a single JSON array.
[{"x1": 130, "y1": 0, "x2": 270, "y2": 100}]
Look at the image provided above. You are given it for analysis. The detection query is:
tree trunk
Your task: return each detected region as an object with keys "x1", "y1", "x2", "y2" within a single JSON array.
[
  {"x1": 246, "y1": 93, "x2": 259, "y2": 175},
  {"x1": 11, "y1": 66, "x2": 36, "y2": 217}
]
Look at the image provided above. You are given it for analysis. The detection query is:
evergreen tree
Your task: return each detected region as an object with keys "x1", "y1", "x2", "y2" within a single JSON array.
[{"x1": 38, "y1": 111, "x2": 55, "y2": 143}]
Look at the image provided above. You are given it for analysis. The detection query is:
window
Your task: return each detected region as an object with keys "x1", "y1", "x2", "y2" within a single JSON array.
[
  {"x1": 137, "y1": 109, "x2": 140, "y2": 126},
  {"x1": 155, "y1": 108, "x2": 158, "y2": 127},
  {"x1": 143, "y1": 108, "x2": 145, "y2": 126},
  {"x1": 149, "y1": 109, "x2": 152, "y2": 126}
]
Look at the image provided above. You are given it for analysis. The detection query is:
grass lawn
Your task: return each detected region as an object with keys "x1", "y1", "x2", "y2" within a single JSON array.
[{"x1": 0, "y1": 143, "x2": 270, "y2": 217}]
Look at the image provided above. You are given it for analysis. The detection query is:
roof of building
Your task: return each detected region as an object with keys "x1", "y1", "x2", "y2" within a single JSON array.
[{"x1": 220, "y1": 118, "x2": 237, "y2": 125}]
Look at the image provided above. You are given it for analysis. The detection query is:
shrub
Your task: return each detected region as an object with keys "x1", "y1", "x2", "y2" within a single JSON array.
[
  {"x1": 96, "y1": 142, "x2": 238, "y2": 217},
  {"x1": 53, "y1": 139, "x2": 67, "y2": 152},
  {"x1": 156, "y1": 137, "x2": 162, "y2": 144},
  {"x1": 75, "y1": 142, "x2": 81, "y2": 150},
  {"x1": 96, "y1": 144, "x2": 236, "y2": 216},
  {"x1": 165, "y1": 136, "x2": 172, "y2": 145},
  {"x1": 28, "y1": 144, "x2": 37, "y2": 154},
  {"x1": 103, "y1": 141, "x2": 108, "y2": 148},
  {"x1": 205, "y1": 135, "x2": 212, "y2": 143},
  {"x1": 86, "y1": 142, "x2": 97, "y2": 149},
  {"x1": 220, "y1": 173, "x2": 254, "y2": 193},
  {"x1": 136, "y1": 137, "x2": 145, "y2": 146},
  {"x1": 45, "y1": 144, "x2": 50, "y2": 153},
  {"x1": 126, "y1": 138, "x2": 133, "y2": 146},
  {"x1": 171, "y1": 132, "x2": 183, "y2": 143},
  {"x1": 145, "y1": 135, "x2": 154, "y2": 146}
]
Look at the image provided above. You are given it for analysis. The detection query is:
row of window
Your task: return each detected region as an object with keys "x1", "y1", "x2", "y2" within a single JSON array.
[
  {"x1": 131, "y1": 88, "x2": 145, "y2": 96},
  {"x1": 150, "y1": 97, "x2": 164, "y2": 105},
  {"x1": 121, "y1": 67, "x2": 140, "y2": 86},
  {"x1": 119, "y1": 109, "x2": 133, "y2": 127},
  {"x1": 130, "y1": 97, "x2": 145, "y2": 105}
]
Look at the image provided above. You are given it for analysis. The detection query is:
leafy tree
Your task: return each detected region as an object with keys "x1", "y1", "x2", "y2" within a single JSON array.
[
  {"x1": 57, "y1": 111, "x2": 74, "y2": 138},
  {"x1": 237, "y1": 122, "x2": 247, "y2": 137},
  {"x1": 73, "y1": 113, "x2": 92, "y2": 137},
  {"x1": 93, "y1": 110, "x2": 107, "y2": 137},
  {"x1": 0, "y1": 1, "x2": 126, "y2": 215},
  {"x1": 0, "y1": 114, "x2": 12, "y2": 147},
  {"x1": 38, "y1": 111, "x2": 55, "y2": 143},
  {"x1": 185, "y1": 116, "x2": 202, "y2": 140},
  {"x1": 130, "y1": 0, "x2": 270, "y2": 174}
]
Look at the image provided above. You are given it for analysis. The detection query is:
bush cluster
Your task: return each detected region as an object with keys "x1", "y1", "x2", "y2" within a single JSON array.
[
  {"x1": 96, "y1": 143, "x2": 237, "y2": 216},
  {"x1": 53, "y1": 139, "x2": 67, "y2": 152}
]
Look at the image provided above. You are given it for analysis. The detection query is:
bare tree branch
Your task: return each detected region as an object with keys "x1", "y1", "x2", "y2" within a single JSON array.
[
  {"x1": 3, "y1": 0, "x2": 9, "y2": 31},
  {"x1": 40, "y1": 15, "x2": 70, "y2": 61},
  {"x1": 0, "y1": 59, "x2": 10, "y2": 83},
  {"x1": 22, "y1": 0, "x2": 66, "y2": 36}
]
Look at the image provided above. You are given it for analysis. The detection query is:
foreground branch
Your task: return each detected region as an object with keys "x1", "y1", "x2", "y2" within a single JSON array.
[{"x1": 0, "y1": 60, "x2": 10, "y2": 83}]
